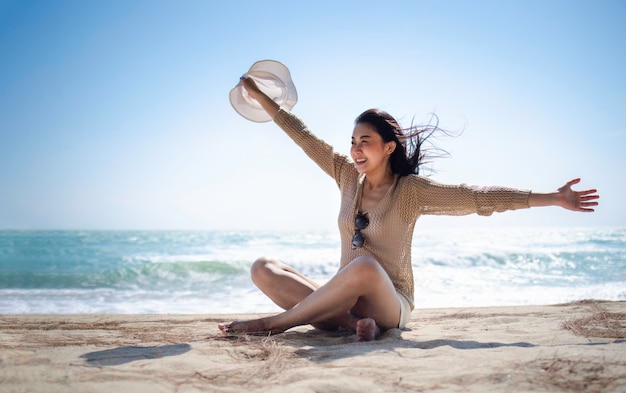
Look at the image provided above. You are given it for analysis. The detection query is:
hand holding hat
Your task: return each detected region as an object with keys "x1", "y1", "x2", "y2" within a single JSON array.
[
  {"x1": 229, "y1": 60, "x2": 298, "y2": 123},
  {"x1": 239, "y1": 76, "x2": 264, "y2": 101}
]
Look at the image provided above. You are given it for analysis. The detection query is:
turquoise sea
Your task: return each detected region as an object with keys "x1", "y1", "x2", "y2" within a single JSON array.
[{"x1": 0, "y1": 227, "x2": 624, "y2": 314}]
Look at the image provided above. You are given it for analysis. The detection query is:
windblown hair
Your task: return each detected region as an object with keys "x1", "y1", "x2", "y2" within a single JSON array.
[{"x1": 354, "y1": 108, "x2": 452, "y2": 176}]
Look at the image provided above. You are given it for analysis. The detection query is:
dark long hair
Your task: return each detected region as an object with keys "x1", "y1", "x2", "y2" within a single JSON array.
[{"x1": 354, "y1": 108, "x2": 451, "y2": 176}]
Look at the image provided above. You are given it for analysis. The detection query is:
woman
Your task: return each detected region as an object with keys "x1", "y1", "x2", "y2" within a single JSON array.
[{"x1": 219, "y1": 76, "x2": 599, "y2": 341}]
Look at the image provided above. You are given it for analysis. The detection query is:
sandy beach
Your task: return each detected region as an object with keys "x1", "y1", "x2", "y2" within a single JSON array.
[{"x1": 1, "y1": 300, "x2": 624, "y2": 392}]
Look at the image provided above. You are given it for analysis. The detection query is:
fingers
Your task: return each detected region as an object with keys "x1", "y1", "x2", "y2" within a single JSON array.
[
  {"x1": 578, "y1": 189, "x2": 600, "y2": 210},
  {"x1": 577, "y1": 193, "x2": 599, "y2": 212},
  {"x1": 579, "y1": 188, "x2": 599, "y2": 196},
  {"x1": 580, "y1": 192, "x2": 599, "y2": 200}
]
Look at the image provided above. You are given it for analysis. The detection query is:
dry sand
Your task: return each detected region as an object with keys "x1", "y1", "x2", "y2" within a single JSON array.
[{"x1": 1, "y1": 300, "x2": 625, "y2": 392}]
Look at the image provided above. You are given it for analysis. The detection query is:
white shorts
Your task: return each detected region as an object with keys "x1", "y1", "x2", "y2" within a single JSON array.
[{"x1": 397, "y1": 292, "x2": 412, "y2": 329}]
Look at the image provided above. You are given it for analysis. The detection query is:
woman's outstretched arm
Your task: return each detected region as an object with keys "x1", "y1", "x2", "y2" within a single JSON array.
[{"x1": 528, "y1": 178, "x2": 599, "y2": 212}]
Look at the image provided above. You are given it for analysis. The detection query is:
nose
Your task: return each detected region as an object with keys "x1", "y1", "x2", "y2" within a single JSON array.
[{"x1": 350, "y1": 146, "x2": 360, "y2": 159}]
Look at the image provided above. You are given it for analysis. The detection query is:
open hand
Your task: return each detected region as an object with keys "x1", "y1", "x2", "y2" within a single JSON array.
[{"x1": 558, "y1": 178, "x2": 599, "y2": 212}]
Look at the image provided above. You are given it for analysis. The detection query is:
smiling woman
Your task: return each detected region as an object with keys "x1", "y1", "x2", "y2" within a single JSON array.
[{"x1": 217, "y1": 71, "x2": 599, "y2": 341}]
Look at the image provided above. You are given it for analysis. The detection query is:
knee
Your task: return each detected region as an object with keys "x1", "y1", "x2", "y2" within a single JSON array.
[
  {"x1": 344, "y1": 256, "x2": 385, "y2": 285},
  {"x1": 250, "y1": 256, "x2": 278, "y2": 284}
]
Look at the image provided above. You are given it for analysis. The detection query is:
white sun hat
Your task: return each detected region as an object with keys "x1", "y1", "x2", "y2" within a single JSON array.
[{"x1": 229, "y1": 60, "x2": 298, "y2": 123}]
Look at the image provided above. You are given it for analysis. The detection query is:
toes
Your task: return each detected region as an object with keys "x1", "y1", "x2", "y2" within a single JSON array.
[{"x1": 355, "y1": 318, "x2": 380, "y2": 342}]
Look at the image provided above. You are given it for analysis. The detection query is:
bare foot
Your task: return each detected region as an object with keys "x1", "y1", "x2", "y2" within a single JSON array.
[
  {"x1": 356, "y1": 318, "x2": 380, "y2": 342},
  {"x1": 218, "y1": 318, "x2": 284, "y2": 336}
]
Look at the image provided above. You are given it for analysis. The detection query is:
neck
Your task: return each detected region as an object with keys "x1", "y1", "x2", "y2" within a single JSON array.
[{"x1": 364, "y1": 167, "x2": 395, "y2": 189}]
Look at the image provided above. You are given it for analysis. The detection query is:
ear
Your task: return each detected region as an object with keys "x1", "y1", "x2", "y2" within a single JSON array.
[{"x1": 386, "y1": 141, "x2": 397, "y2": 155}]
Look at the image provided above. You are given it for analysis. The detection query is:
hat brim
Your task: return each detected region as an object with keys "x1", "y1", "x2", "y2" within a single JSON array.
[{"x1": 229, "y1": 60, "x2": 298, "y2": 123}]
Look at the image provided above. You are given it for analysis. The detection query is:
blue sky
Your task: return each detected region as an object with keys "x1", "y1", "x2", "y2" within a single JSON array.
[{"x1": 0, "y1": 0, "x2": 624, "y2": 230}]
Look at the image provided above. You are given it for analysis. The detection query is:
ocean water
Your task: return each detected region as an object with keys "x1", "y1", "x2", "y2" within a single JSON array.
[{"x1": 0, "y1": 228, "x2": 624, "y2": 314}]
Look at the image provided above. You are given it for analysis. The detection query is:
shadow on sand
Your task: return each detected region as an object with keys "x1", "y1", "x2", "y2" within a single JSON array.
[{"x1": 80, "y1": 343, "x2": 192, "y2": 366}]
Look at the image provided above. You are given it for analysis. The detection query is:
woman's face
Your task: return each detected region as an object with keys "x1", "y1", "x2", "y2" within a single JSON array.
[{"x1": 350, "y1": 123, "x2": 394, "y2": 175}]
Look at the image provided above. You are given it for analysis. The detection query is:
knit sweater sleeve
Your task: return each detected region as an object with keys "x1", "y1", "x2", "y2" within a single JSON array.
[
  {"x1": 404, "y1": 176, "x2": 530, "y2": 216},
  {"x1": 273, "y1": 108, "x2": 351, "y2": 185}
]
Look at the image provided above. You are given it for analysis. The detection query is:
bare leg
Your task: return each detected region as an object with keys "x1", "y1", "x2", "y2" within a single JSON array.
[
  {"x1": 219, "y1": 256, "x2": 401, "y2": 340},
  {"x1": 247, "y1": 257, "x2": 354, "y2": 331}
]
